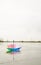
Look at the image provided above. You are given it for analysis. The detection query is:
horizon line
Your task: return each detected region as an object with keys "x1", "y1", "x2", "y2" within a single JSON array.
[{"x1": 0, "y1": 40, "x2": 41, "y2": 43}]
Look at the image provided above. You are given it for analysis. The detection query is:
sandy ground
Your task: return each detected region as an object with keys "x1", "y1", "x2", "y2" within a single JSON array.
[
  {"x1": 0, "y1": 43, "x2": 41, "y2": 65},
  {"x1": 0, "y1": 43, "x2": 13, "y2": 65},
  {"x1": 14, "y1": 43, "x2": 41, "y2": 65}
]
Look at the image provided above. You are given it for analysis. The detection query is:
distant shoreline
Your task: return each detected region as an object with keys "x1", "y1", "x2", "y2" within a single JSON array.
[{"x1": 0, "y1": 40, "x2": 41, "y2": 43}]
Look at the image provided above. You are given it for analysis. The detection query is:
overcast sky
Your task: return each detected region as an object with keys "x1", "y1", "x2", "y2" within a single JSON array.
[{"x1": 0, "y1": 0, "x2": 41, "y2": 41}]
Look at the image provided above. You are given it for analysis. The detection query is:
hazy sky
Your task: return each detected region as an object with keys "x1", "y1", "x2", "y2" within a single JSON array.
[{"x1": 0, "y1": 0, "x2": 41, "y2": 40}]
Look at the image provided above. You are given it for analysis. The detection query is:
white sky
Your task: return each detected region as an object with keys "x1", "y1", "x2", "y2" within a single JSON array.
[{"x1": 0, "y1": 0, "x2": 41, "y2": 41}]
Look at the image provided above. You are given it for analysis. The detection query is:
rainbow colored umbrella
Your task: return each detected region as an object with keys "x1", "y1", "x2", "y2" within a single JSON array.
[{"x1": 6, "y1": 44, "x2": 21, "y2": 53}]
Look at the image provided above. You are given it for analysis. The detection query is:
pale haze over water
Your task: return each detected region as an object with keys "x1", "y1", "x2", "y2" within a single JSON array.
[{"x1": 0, "y1": 0, "x2": 41, "y2": 41}]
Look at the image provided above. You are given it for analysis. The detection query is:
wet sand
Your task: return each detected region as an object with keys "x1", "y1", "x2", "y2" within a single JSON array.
[
  {"x1": 0, "y1": 43, "x2": 41, "y2": 65},
  {"x1": 14, "y1": 43, "x2": 41, "y2": 65}
]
